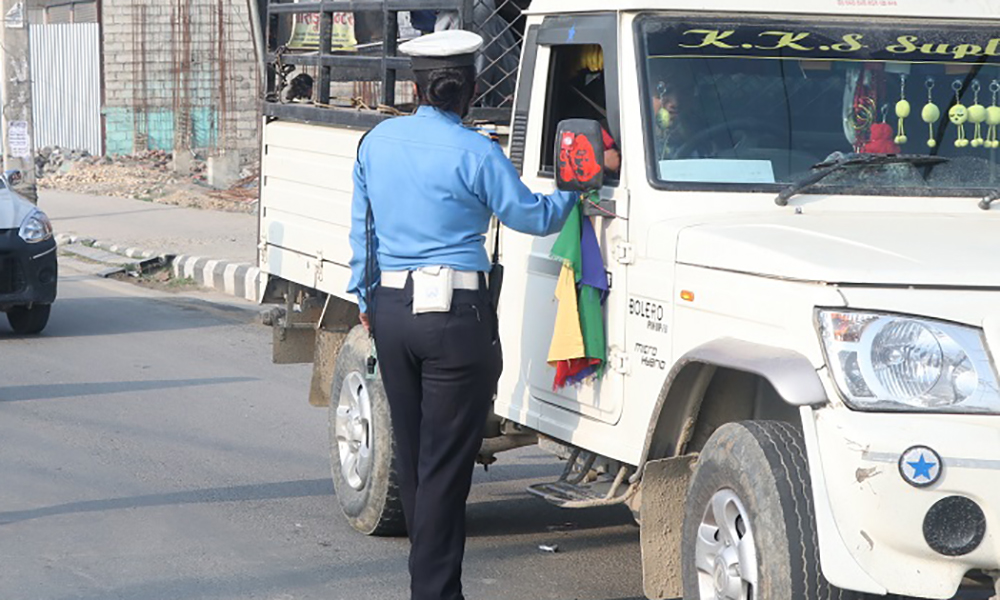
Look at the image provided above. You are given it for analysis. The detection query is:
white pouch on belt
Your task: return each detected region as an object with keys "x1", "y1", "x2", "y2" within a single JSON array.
[{"x1": 411, "y1": 266, "x2": 454, "y2": 314}]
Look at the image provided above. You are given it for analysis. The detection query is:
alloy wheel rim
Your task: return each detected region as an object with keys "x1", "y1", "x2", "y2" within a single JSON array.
[
  {"x1": 335, "y1": 371, "x2": 374, "y2": 490},
  {"x1": 694, "y1": 488, "x2": 758, "y2": 600}
]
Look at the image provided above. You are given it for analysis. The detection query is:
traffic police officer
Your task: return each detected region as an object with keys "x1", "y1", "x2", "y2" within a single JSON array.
[{"x1": 347, "y1": 30, "x2": 578, "y2": 600}]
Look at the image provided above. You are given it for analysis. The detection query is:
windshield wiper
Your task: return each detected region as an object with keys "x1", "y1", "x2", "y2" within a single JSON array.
[{"x1": 774, "y1": 153, "x2": 950, "y2": 206}]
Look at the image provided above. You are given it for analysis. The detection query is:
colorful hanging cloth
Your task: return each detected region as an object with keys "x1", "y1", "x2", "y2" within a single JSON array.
[
  {"x1": 547, "y1": 202, "x2": 608, "y2": 389},
  {"x1": 546, "y1": 263, "x2": 586, "y2": 364},
  {"x1": 580, "y1": 214, "x2": 609, "y2": 302}
]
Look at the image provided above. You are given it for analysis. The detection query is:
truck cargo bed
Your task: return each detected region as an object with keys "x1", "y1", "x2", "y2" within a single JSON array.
[{"x1": 259, "y1": 119, "x2": 364, "y2": 303}]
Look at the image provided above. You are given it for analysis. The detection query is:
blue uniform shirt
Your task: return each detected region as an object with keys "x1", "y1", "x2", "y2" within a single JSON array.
[{"x1": 348, "y1": 106, "x2": 578, "y2": 312}]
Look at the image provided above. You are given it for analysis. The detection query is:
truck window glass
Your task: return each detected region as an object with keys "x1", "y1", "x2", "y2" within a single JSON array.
[
  {"x1": 540, "y1": 44, "x2": 620, "y2": 182},
  {"x1": 638, "y1": 16, "x2": 1000, "y2": 195}
]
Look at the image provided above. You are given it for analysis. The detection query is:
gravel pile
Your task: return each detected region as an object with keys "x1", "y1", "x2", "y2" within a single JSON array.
[
  {"x1": 35, "y1": 147, "x2": 258, "y2": 214},
  {"x1": 35, "y1": 146, "x2": 96, "y2": 178}
]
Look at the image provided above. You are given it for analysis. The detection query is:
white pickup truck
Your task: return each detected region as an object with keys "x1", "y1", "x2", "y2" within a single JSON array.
[{"x1": 257, "y1": 1, "x2": 1000, "y2": 598}]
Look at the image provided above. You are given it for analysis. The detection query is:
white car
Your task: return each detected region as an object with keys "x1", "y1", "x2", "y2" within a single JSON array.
[{"x1": 0, "y1": 170, "x2": 56, "y2": 334}]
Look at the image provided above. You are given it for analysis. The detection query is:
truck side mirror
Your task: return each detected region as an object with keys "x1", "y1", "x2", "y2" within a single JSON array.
[
  {"x1": 4, "y1": 169, "x2": 22, "y2": 186},
  {"x1": 555, "y1": 119, "x2": 605, "y2": 192}
]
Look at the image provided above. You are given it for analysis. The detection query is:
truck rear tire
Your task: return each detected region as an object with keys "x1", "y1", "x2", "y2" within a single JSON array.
[
  {"x1": 328, "y1": 325, "x2": 406, "y2": 537},
  {"x1": 7, "y1": 304, "x2": 51, "y2": 334},
  {"x1": 682, "y1": 421, "x2": 861, "y2": 600}
]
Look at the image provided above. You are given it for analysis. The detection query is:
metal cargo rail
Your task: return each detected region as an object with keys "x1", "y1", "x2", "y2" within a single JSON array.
[{"x1": 263, "y1": 0, "x2": 526, "y2": 128}]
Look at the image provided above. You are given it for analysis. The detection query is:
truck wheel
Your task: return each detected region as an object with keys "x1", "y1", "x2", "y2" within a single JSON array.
[
  {"x1": 328, "y1": 325, "x2": 406, "y2": 537},
  {"x1": 7, "y1": 304, "x2": 51, "y2": 334},
  {"x1": 682, "y1": 421, "x2": 860, "y2": 600}
]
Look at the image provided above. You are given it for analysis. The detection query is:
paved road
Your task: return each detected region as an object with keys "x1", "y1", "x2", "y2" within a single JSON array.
[
  {"x1": 0, "y1": 262, "x2": 644, "y2": 600},
  {"x1": 40, "y1": 189, "x2": 258, "y2": 263}
]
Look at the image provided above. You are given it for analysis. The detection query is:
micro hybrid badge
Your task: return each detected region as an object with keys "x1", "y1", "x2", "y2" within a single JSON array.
[{"x1": 899, "y1": 446, "x2": 943, "y2": 488}]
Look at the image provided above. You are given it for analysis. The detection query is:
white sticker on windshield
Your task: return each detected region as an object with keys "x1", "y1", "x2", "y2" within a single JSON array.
[{"x1": 659, "y1": 159, "x2": 776, "y2": 184}]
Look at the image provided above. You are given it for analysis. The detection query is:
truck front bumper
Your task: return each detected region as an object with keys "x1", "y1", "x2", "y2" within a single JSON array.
[
  {"x1": 805, "y1": 406, "x2": 1000, "y2": 598},
  {"x1": 0, "y1": 229, "x2": 57, "y2": 310}
]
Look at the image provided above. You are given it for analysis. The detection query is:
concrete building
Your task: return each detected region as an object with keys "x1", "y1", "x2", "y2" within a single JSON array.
[
  {"x1": 29, "y1": 0, "x2": 259, "y2": 161},
  {"x1": 101, "y1": 0, "x2": 259, "y2": 160}
]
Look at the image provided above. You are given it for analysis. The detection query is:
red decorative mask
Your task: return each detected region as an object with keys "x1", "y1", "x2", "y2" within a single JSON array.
[{"x1": 558, "y1": 132, "x2": 602, "y2": 185}]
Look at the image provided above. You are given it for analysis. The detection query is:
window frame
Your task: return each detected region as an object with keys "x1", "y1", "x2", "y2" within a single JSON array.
[
  {"x1": 508, "y1": 24, "x2": 540, "y2": 175},
  {"x1": 535, "y1": 13, "x2": 621, "y2": 186}
]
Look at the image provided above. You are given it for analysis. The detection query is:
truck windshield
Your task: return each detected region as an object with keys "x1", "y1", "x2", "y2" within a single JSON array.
[{"x1": 638, "y1": 16, "x2": 1000, "y2": 195}]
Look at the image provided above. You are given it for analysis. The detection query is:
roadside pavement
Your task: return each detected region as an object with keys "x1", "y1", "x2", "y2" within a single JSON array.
[{"x1": 39, "y1": 189, "x2": 264, "y2": 301}]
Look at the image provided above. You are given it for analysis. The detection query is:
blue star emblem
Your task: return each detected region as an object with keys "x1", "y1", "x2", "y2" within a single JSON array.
[
  {"x1": 899, "y1": 446, "x2": 942, "y2": 487},
  {"x1": 567, "y1": 25, "x2": 576, "y2": 42},
  {"x1": 907, "y1": 454, "x2": 936, "y2": 480}
]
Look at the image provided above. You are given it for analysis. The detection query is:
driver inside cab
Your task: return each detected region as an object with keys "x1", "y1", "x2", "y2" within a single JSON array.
[
  {"x1": 564, "y1": 45, "x2": 621, "y2": 176},
  {"x1": 648, "y1": 62, "x2": 715, "y2": 160}
]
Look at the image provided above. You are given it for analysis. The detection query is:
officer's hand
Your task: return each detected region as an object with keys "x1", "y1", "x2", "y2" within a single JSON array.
[{"x1": 359, "y1": 313, "x2": 370, "y2": 332}]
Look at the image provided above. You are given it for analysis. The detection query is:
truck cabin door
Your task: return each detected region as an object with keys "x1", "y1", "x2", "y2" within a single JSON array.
[{"x1": 499, "y1": 13, "x2": 628, "y2": 428}]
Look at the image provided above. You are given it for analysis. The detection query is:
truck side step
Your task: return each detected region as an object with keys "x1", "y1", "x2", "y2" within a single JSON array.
[
  {"x1": 526, "y1": 481, "x2": 607, "y2": 506},
  {"x1": 526, "y1": 449, "x2": 636, "y2": 509}
]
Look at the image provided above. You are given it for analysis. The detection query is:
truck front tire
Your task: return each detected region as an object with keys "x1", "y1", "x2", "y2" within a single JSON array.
[
  {"x1": 328, "y1": 325, "x2": 406, "y2": 537},
  {"x1": 681, "y1": 421, "x2": 860, "y2": 600}
]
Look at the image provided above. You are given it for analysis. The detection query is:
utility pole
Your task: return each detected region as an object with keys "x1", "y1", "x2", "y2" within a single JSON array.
[{"x1": 0, "y1": 0, "x2": 36, "y2": 202}]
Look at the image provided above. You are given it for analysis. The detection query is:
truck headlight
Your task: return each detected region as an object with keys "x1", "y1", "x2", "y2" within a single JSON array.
[
  {"x1": 19, "y1": 209, "x2": 52, "y2": 243},
  {"x1": 817, "y1": 310, "x2": 1000, "y2": 413}
]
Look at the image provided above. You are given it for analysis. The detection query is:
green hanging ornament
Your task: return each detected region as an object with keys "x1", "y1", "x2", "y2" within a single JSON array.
[
  {"x1": 922, "y1": 78, "x2": 941, "y2": 148},
  {"x1": 895, "y1": 74, "x2": 909, "y2": 145},
  {"x1": 987, "y1": 81, "x2": 1000, "y2": 149},
  {"x1": 656, "y1": 108, "x2": 671, "y2": 130},
  {"x1": 949, "y1": 80, "x2": 970, "y2": 148},
  {"x1": 968, "y1": 81, "x2": 987, "y2": 148}
]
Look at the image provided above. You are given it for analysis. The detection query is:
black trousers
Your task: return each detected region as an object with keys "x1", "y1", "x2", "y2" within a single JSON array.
[{"x1": 373, "y1": 281, "x2": 501, "y2": 600}]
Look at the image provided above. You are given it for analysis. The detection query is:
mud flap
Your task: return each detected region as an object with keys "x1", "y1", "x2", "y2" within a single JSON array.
[
  {"x1": 271, "y1": 300, "x2": 324, "y2": 365},
  {"x1": 640, "y1": 454, "x2": 697, "y2": 600},
  {"x1": 308, "y1": 327, "x2": 350, "y2": 407},
  {"x1": 272, "y1": 325, "x2": 316, "y2": 364}
]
